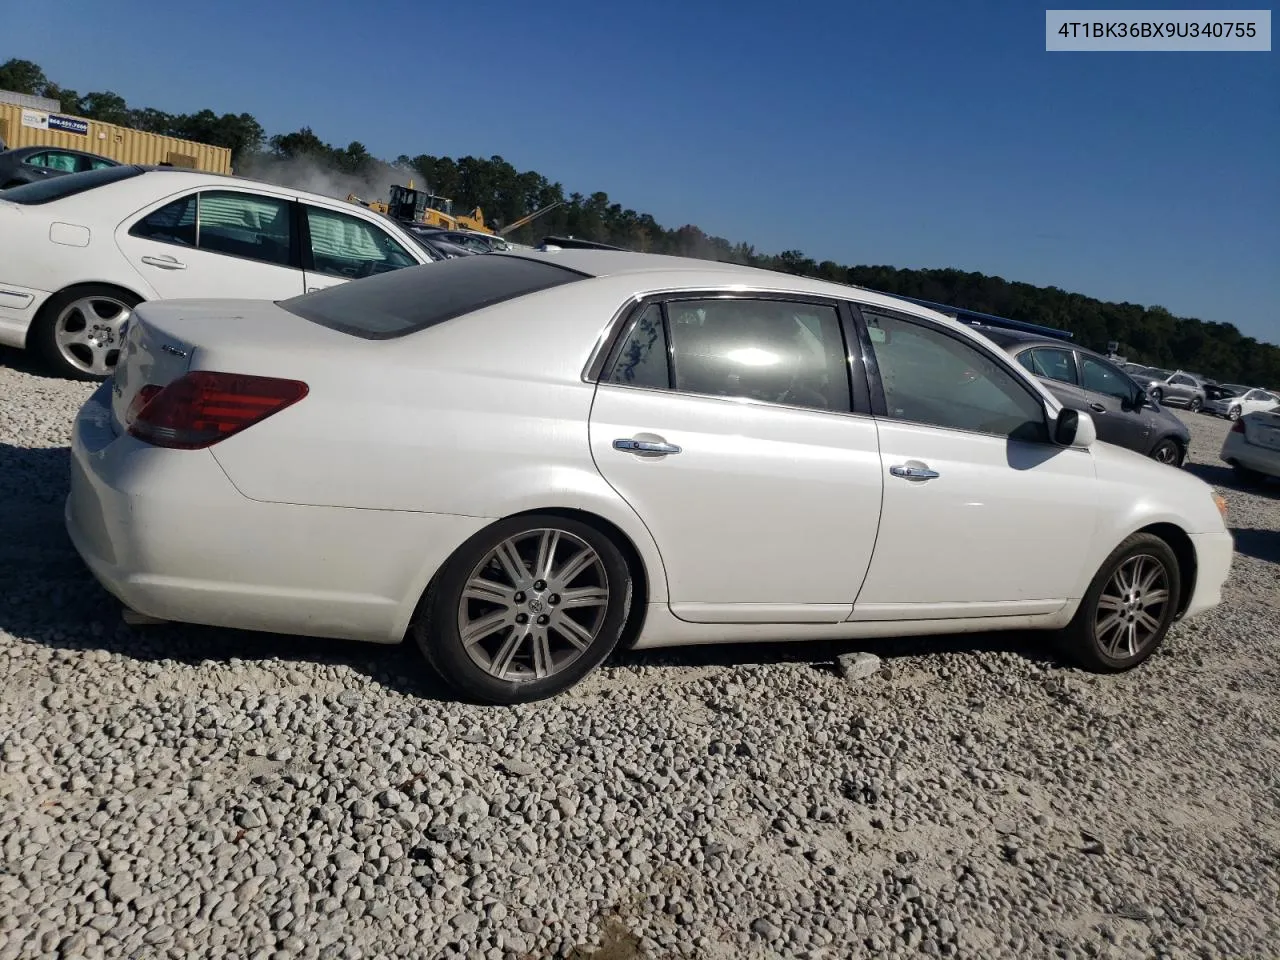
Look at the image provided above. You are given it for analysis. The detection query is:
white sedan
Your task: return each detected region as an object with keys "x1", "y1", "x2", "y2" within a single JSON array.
[
  {"x1": 0, "y1": 165, "x2": 434, "y2": 379},
  {"x1": 1205, "y1": 385, "x2": 1280, "y2": 421},
  {"x1": 66, "y1": 251, "x2": 1235, "y2": 703},
  {"x1": 1221, "y1": 408, "x2": 1280, "y2": 483}
]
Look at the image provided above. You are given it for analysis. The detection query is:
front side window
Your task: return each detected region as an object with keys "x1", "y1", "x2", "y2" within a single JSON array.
[
  {"x1": 1169, "y1": 374, "x2": 1193, "y2": 386},
  {"x1": 198, "y1": 190, "x2": 293, "y2": 266},
  {"x1": 863, "y1": 309, "x2": 1048, "y2": 442},
  {"x1": 1017, "y1": 347, "x2": 1077, "y2": 385},
  {"x1": 305, "y1": 206, "x2": 419, "y2": 279},
  {"x1": 1080, "y1": 356, "x2": 1135, "y2": 402}
]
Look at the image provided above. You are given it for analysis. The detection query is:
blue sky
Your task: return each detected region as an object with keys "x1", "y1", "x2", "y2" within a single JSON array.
[{"x1": 7, "y1": 0, "x2": 1278, "y2": 343}]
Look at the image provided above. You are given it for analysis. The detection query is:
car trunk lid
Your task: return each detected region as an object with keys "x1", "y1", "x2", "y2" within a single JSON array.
[
  {"x1": 109, "y1": 298, "x2": 352, "y2": 435},
  {"x1": 1243, "y1": 409, "x2": 1280, "y2": 450}
]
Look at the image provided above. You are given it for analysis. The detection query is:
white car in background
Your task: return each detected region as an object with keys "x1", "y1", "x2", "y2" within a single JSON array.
[
  {"x1": 1221, "y1": 409, "x2": 1280, "y2": 484},
  {"x1": 0, "y1": 165, "x2": 435, "y2": 379},
  {"x1": 66, "y1": 251, "x2": 1234, "y2": 704},
  {"x1": 1205, "y1": 385, "x2": 1280, "y2": 421}
]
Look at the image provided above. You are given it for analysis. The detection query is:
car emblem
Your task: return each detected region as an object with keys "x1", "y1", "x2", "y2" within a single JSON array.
[
  {"x1": 161, "y1": 343, "x2": 188, "y2": 358},
  {"x1": 528, "y1": 598, "x2": 545, "y2": 614}
]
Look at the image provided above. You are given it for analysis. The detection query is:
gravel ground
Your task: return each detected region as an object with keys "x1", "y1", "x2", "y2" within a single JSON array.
[{"x1": 1, "y1": 349, "x2": 1277, "y2": 960}]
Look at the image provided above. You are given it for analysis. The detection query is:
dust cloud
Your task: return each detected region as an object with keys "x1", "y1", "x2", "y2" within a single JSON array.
[{"x1": 237, "y1": 154, "x2": 415, "y2": 205}]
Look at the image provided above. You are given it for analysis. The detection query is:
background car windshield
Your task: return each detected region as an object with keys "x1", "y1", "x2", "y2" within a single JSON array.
[
  {"x1": 280, "y1": 255, "x2": 588, "y2": 339},
  {"x1": 0, "y1": 164, "x2": 143, "y2": 204}
]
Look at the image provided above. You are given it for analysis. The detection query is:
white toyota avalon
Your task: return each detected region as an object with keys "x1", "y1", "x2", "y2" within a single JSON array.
[{"x1": 66, "y1": 251, "x2": 1234, "y2": 703}]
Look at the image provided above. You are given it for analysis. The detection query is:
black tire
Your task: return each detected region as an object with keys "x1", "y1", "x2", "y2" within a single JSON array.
[
  {"x1": 1232, "y1": 464, "x2": 1264, "y2": 486},
  {"x1": 1149, "y1": 438, "x2": 1183, "y2": 467},
  {"x1": 1188, "y1": 397, "x2": 1202, "y2": 413},
  {"x1": 32, "y1": 284, "x2": 141, "y2": 381},
  {"x1": 1059, "y1": 533, "x2": 1181, "y2": 673},
  {"x1": 1227, "y1": 406, "x2": 1242, "y2": 422},
  {"x1": 414, "y1": 514, "x2": 633, "y2": 704}
]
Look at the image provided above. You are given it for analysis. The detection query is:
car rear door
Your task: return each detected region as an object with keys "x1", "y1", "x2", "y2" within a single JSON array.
[
  {"x1": 117, "y1": 187, "x2": 306, "y2": 299},
  {"x1": 587, "y1": 294, "x2": 883, "y2": 624},
  {"x1": 299, "y1": 201, "x2": 427, "y2": 292},
  {"x1": 851, "y1": 306, "x2": 1098, "y2": 617}
]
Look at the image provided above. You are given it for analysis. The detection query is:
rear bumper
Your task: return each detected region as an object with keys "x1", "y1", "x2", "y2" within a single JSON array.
[
  {"x1": 66, "y1": 383, "x2": 488, "y2": 643},
  {"x1": 1184, "y1": 531, "x2": 1234, "y2": 620},
  {"x1": 0, "y1": 281, "x2": 51, "y2": 350},
  {"x1": 1221, "y1": 430, "x2": 1280, "y2": 479}
]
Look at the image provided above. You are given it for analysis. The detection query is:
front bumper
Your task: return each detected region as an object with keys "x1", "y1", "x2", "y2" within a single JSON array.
[
  {"x1": 1183, "y1": 531, "x2": 1234, "y2": 620},
  {"x1": 0, "y1": 281, "x2": 52, "y2": 350},
  {"x1": 66, "y1": 383, "x2": 488, "y2": 643},
  {"x1": 1221, "y1": 429, "x2": 1280, "y2": 479}
]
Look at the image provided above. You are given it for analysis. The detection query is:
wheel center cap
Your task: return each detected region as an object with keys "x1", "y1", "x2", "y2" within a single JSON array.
[{"x1": 528, "y1": 598, "x2": 544, "y2": 614}]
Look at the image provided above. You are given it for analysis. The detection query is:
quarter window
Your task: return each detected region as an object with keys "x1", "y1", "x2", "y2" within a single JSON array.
[
  {"x1": 607, "y1": 303, "x2": 670, "y2": 390},
  {"x1": 130, "y1": 195, "x2": 197, "y2": 246},
  {"x1": 1080, "y1": 356, "x2": 1135, "y2": 402},
  {"x1": 304, "y1": 206, "x2": 419, "y2": 279},
  {"x1": 1017, "y1": 347, "x2": 1077, "y2": 385},
  {"x1": 862, "y1": 309, "x2": 1048, "y2": 442}
]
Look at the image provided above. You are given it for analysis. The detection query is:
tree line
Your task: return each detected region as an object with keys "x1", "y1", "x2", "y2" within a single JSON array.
[{"x1": 2, "y1": 58, "x2": 1276, "y2": 385}]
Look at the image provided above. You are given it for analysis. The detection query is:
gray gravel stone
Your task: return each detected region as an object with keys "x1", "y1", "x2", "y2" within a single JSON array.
[{"x1": 836, "y1": 651, "x2": 882, "y2": 682}]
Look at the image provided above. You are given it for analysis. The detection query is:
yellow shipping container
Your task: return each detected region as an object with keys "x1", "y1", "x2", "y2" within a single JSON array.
[{"x1": 0, "y1": 103, "x2": 232, "y2": 174}]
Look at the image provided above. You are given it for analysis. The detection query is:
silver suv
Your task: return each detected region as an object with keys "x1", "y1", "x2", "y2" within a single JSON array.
[{"x1": 1129, "y1": 368, "x2": 1207, "y2": 412}]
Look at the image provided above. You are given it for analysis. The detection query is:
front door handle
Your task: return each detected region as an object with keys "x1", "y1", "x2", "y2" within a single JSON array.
[
  {"x1": 141, "y1": 255, "x2": 186, "y2": 270},
  {"x1": 614, "y1": 437, "x2": 681, "y2": 457},
  {"x1": 889, "y1": 463, "x2": 939, "y2": 481},
  {"x1": 1089, "y1": 402, "x2": 1106, "y2": 413}
]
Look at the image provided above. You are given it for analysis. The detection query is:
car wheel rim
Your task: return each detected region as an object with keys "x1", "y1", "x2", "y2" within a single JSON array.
[
  {"x1": 1229, "y1": 409, "x2": 1240, "y2": 420},
  {"x1": 54, "y1": 296, "x2": 131, "y2": 375},
  {"x1": 1095, "y1": 554, "x2": 1170, "y2": 660},
  {"x1": 457, "y1": 528, "x2": 609, "y2": 683},
  {"x1": 1154, "y1": 443, "x2": 1178, "y2": 464}
]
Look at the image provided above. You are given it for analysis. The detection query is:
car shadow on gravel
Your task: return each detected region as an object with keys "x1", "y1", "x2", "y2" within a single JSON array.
[
  {"x1": 1185, "y1": 462, "x2": 1279, "y2": 497},
  {"x1": 0, "y1": 344, "x2": 60, "y2": 379},
  {"x1": 1230, "y1": 528, "x2": 1280, "y2": 564}
]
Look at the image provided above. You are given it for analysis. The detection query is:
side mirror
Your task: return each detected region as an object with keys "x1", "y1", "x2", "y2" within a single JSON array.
[{"x1": 1055, "y1": 408, "x2": 1097, "y2": 448}]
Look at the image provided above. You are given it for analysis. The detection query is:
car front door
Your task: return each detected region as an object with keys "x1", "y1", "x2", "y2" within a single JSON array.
[
  {"x1": 1076, "y1": 353, "x2": 1151, "y2": 452},
  {"x1": 852, "y1": 307, "x2": 1098, "y2": 617},
  {"x1": 117, "y1": 188, "x2": 306, "y2": 300},
  {"x1": 300, "y1": 203, "x2": 425, "y2": 292},
  {"x1": 588, "y1": 295, "x2": 883, "y2": 624},
  {"x1": 1166, "y1": 374, "x2": 1195, "y2": 405},
  {"x1": 1013, "y1": 343, "x2": 1092, "y2": 415}
]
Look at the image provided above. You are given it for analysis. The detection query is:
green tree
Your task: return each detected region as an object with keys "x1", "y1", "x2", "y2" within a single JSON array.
[{"x1": 0, "y1": 58, "x2": 47, "y2": 95}]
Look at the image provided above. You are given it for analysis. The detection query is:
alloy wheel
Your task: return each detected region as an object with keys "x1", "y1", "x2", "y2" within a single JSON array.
[
  {"x1": 54, "y1": 296, "x2": 131, "y2": 376},
  {"x1": 1228, "y1": 407, "x2": 1241, "y2": 421},
  {"x1": 1152, "y1": 441, "x2": 1180, "y2": 465},
  {"x1": 456, "y1": 528, "x2": 610, "y2": 682},
  {"x1": 1094, "y1": 554, "x2": 1170, "y2": 660}
]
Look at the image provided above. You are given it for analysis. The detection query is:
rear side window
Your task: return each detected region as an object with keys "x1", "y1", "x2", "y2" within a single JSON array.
[
  {"x1": 199, "y1": 191, "x2": 293, "y2": 266},
  {"x1": 280, "y1": 254, "x2": 589, "y2": 339},
  {"x1": 0, "y1": 164, "x2": 143, "y2": 204},
  {"x1": 131, "y1": 195, "x2": 197, "y2": 246}
]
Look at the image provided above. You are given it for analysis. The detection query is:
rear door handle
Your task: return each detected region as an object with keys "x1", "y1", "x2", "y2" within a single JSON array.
[
  {"x1": 614, "y1": 438, "x2": 681, "y2": 457},
  {"x1": 141, "y1": 255, "x2": 186, "y2": 270},
  {"x1": 889, "y1": 463, "x2": 939, "y2": 481}
]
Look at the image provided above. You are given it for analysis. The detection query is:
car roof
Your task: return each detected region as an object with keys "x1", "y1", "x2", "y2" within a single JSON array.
[{"x1": 502, "y1": 249, "x2": 976, "y2": 325}]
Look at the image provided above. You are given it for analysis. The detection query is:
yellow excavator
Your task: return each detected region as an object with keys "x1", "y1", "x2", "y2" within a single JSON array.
[
  {"x1": 347, "y1": 180, "x2": 491, "y2": 233},
  {"x1": 347, "y1": 181, "x2": 564, "y2": 238}
]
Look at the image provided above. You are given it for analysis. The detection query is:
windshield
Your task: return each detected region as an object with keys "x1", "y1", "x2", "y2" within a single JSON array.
[
  {"x1": 0, "y1": 164, "x2": 144, "y2": 204},
  {"x1": 280, "y1": 254, "x2": 589, "y2": 339}
]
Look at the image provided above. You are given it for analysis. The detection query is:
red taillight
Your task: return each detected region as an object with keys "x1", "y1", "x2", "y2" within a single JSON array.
[
  {"x1": 128, "y1": 371, "x2": 309, "y2": 449},
  {"x1": 125, "y1": 384, "x2": 163, "y2": 426},
  {"x1": 1230, "y1": 419, "x2": 1246, "y2": 433}
]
